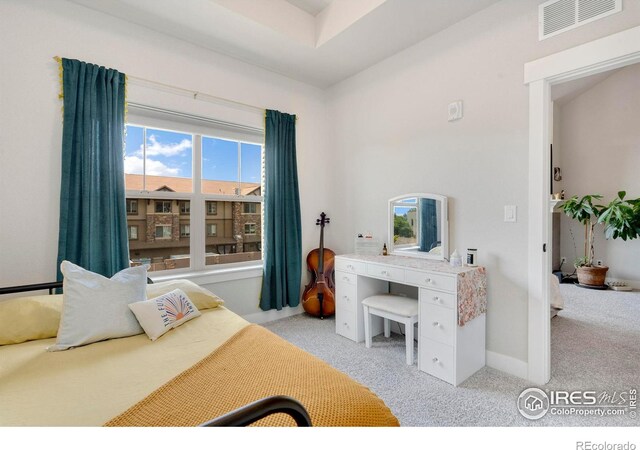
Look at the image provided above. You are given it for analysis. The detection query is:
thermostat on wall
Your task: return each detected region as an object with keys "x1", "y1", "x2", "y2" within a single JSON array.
[{"x1": 448, "y1": 100, "x2": 463, "y2": 122}]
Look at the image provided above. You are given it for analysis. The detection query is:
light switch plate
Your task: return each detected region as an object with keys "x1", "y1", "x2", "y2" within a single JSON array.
[
  {"x1": 504, "y1": 205, "x2": 517, "y2": 222},
  {"x1": 448, "y1": 101, "x2": 463, "y2": 121}
]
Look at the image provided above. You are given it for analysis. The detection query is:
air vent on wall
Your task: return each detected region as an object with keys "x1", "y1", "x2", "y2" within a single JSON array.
[{"x1": 539, "y1": 0, "x2": 622, "y2": 40}]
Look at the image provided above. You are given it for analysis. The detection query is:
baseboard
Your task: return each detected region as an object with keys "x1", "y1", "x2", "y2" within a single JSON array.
[
  {"x1": 242, "y1": 305, "x2": 304, "y2": 324},
  {"x1": 486, "y1": 350, "x2": 529, "y2": 380}
]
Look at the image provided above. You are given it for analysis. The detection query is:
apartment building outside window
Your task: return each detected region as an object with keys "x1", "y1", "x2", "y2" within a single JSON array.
[{"x1": 123, "y1": 116, "x2": 263, "y2": 273}]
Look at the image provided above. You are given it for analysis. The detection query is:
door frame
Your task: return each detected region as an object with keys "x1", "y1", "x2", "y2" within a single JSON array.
[{"x1": 525, "y1": 25, "x2": 640, "y2": 385}]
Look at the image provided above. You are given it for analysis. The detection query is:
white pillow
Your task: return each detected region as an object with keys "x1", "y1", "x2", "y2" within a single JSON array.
[
  {"x1": 129, "y1": 289, "x2": 201, "y2": 341},
  {"x1": 48, "y1": 261, "x2": 147, "y2": 351}
]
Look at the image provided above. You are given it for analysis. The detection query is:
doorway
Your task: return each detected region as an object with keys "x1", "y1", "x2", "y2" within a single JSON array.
[{"x1": 524, "y1": 25, "x2": 640, "y2": 385}]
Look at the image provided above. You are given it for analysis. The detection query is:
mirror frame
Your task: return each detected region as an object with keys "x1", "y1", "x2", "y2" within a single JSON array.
[{"x1": 388, "y1": 193, "x2": 449, "y2": 260}]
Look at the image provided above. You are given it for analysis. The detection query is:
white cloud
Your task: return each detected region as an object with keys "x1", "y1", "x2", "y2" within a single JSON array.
[
  {"x1": 142, "y1": 135, "x2": 192, "y2": 157},
  {"x1": 124, "y1": 156, "x2": 180, "y2": 176}
]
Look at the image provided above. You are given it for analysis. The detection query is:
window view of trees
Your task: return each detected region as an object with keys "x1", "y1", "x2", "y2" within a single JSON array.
[{"x1": 393, "y1": 207, "x2": 417, "y2": 246}]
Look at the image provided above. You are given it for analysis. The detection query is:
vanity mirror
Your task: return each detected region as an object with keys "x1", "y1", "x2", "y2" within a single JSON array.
[{"x1": 388, "y1": 193, "x2": 448, "y2": 260}]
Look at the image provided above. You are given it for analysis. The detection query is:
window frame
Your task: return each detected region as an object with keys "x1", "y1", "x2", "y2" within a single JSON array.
[
  {"x1": 244, "y1": 223, "x2": 257, "y2": 235},
  {"x1": 125, "y1": 116, "x2": 264, "y2": 278},
  {"x1": 243, "y1": 203, "x2": 257, "y2": 214},
  {"x1": 128, "y1": 225, "x2": 138, "y2": 240},
  {"x1": 206, "y1": 201, "x2": 218, "y2": 215},
  {"x1": 179, "y1": 201, "x2": 190, "y2": 215},
  {"x1": 155, "y1": 200, "x2": 173, "y2": 214},
  {"x1": 126, "y1": 199, "x2": 138, "y2": 215},
  {"x1": 206, "y1": 223, "x2": 218, "y2": 237},
  {"x1": 155, "y1": 225, "x2": 172, "y2": 240},
  {"x1": 180, "y1": 224, "x2": 190, "y2": 238}
]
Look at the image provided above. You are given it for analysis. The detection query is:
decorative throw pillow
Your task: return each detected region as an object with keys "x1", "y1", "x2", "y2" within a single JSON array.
[
  {"x1": 48, "y1": 261, "x2": 147, "y2": 351},
  {"x1": 129, "y1": 289, "x2": 201, "y2": 341},
  {"x1": 0, "y1": 295, "x2": 64, "y2": 345},
  {"x1": 145, "y1": 280, "x2": 224, "y2": 310}
]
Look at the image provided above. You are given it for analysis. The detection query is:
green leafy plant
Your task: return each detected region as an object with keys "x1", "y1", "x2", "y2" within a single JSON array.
[{"x1": 561, "y1": 191, "x2": 640, "y2": 268}]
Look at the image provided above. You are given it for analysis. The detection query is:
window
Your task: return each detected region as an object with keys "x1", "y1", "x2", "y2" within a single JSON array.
[
  {"x1": 155, "y1": 225, "x2": 172, "y2": 239},
  {"x1": 126, "y1": 199, "x2": 137, "y2": 215},
  {"x1": 243, "y1": 203, "x2": 257, "y2": 214},
  {"x1": 125, "y1": 120, "x2": 263, "y2": 273},
  {"x1": 155, "y1": 201, "x2": 172, "y2": 213},
  {"x1": 128, "y1": 225, "x2": 138, "y2": 240},
  {"x1": 244, "y1": 223, "x2": 256, "y2": 235}
]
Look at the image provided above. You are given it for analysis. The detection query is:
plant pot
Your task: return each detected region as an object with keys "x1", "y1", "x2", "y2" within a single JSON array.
[{"x1": 576, "y1": 266, "x2": 609, "y2": 286}]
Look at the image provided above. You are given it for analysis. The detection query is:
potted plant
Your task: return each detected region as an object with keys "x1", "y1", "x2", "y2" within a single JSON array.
[{"x1": 561, "y1": 191, "x2": 640, "y2": 286}]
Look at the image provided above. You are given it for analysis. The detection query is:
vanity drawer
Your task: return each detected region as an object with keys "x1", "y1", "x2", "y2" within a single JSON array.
[
  {"x1": 335, "y1": 306, "x2": 357, "y2": 341},
  {"x1": 335, "y1": 270, "x2": 357, "y2": 286},
  {"x1": 419, "y1": 338, "x2": 455, "y2": 385},
  {"x1": 335, "y1": 258, "x2": 366, "y2": 274},
  {"x1": 405, "y1": 269, "x2": 456, "y2": 292},
  {"x1": 367, "y1": 263, "x2": 405, "y2": 282},
  {"x1": 420, "y1": 302, "x2": 456, "y2": 346},
  {"x1": 336, "y1": 283, "x2": 357, "y2": 313},
  {"x1": 420, "y1": 288, "x2": 456, "y2": 310}
]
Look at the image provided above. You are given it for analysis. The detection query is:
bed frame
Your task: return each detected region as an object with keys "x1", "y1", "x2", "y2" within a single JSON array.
[{"x1": 0, "y1": 280, "x2": 313, "y2": 427}]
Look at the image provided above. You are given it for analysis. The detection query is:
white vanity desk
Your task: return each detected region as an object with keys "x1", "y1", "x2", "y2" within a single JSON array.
[{"x1": 335, "y1": 253, "x2": 487, "y2": 386}]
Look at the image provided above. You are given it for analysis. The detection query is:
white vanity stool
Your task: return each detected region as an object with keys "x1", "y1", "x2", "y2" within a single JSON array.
[{"x1": 361, "y1": 294, "x2": 419, "y2": 365}]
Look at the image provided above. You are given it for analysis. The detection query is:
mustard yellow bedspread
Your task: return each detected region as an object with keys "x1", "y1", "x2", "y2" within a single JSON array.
[
  {"x1": 106, "y1": 324, "x2": 399, "y2": 427},
  {"x1": 0, "y1": 307, "x2": 248, "y2": 426}
]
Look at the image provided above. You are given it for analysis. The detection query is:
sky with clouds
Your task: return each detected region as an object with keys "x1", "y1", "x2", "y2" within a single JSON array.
[{"x1": 124, "y1": 125, "x2": 261, "y2": 184}]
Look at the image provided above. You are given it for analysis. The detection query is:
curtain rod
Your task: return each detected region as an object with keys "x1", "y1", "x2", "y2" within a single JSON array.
[{"x1": 53, "y1": 56, "x2": 266, "y2": 115}]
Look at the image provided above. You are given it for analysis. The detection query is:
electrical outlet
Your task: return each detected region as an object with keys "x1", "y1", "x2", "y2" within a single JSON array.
[{"x1": 597, "y1": 260, "x2": 603, "y2": 267}]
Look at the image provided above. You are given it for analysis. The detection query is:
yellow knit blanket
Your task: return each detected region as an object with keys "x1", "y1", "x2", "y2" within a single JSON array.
[{"x1": 105, "y1": 324, "x2": 399, "y2": 427}]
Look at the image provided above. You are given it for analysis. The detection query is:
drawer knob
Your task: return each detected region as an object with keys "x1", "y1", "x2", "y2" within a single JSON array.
[
  {"x1": 342, "y1": 276, "x2": 350, "y2": 281},
  {"x1": 425, "y1": 278, "x2": 433, "y2": 284},
  {"x1": 432, "y1": 357, "x2": 439, "y2": 363},
  {"x1": 343, "y1": 295, "x2": 350, "y2": 302},
  {"x1": 433, "y1": 296, "x2": 442, "y2": 303},
  {"x1": 432, "y1": 321, "x2": 440, "y2": 327},
  {"x1": 347, "y1": 264, "x2": 354, "y2": 270},
  {"x1": 381, "y1": 270, "x2": 389, "y2": 276}
]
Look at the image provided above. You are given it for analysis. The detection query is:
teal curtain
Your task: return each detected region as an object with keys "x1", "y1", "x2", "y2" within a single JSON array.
[
  {"x1": 419, "y1": 198, "x2": 438, "y2": 252},
  {"x1": 56, "y1": 58, "x2": 129, "y2": 280},
  {"x1": 260, "y1": 110, "x2": 302, "y2": 311}
]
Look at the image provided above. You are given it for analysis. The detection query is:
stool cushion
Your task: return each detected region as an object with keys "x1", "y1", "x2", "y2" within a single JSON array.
[{"x1": 361, "y1": 295, "x2": 418, "y2": 317}]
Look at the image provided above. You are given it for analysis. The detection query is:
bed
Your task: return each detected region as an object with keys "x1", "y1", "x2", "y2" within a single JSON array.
[{"x1": 0, "y1": 279, "x2": 399, "y2": 427}]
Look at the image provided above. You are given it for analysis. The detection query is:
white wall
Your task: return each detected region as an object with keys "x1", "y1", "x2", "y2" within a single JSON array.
[
  {"x1": 0, "y1": 0, "x2": 331, "y2": 318},
  {"x1": 2, "y1": 0, "x2": 640, "y2": 369},
  {"x1": 326, "y1": 0, "x2": 640, "y2": 363},
  {"x1": 557, "y1": 64, "x2": 640, "y2": 285}
]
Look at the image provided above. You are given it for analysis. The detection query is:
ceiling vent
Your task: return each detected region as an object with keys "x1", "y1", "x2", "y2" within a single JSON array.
[{"x1": 539, "y1": 0, "x2": 622, "y2": 40}]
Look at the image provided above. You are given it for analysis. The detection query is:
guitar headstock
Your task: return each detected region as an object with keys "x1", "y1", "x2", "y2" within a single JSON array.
[{"x1": 316, "y1": 212, "x2": 330, "y2": 227}]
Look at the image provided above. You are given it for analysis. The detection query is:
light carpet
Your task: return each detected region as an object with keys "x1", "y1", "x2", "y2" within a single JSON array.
[{"x1": 263, "y1": 285, "x2": 640, "y2": 426}]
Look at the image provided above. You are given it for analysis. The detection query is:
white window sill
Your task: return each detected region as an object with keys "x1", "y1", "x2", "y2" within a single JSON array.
[{"x1": 150, "y1": 262, "x2": 263, "y2": 285}]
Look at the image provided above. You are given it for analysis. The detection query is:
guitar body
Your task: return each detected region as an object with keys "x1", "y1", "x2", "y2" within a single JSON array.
[{"x1": 301, "y1": 213, "x2": 335, "y2": 319}]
